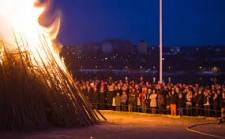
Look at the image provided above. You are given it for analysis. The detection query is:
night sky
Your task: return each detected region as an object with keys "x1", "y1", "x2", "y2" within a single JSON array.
[{"x1": 54, "y1": 0, "x2": 225, "y2": 46}]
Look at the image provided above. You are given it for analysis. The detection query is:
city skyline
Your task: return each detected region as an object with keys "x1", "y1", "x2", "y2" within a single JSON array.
[{"x1": 54, "y1": 0, "x2": 225, "y2": 47}]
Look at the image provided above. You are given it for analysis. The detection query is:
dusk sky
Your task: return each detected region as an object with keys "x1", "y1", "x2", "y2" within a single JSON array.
[{"x1": 54, "y1": 0, "x2": 225, "y2": 47}]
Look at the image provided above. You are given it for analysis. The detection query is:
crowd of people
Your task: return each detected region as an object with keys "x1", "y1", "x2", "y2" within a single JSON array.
[{"x1": 76, "y1": 77, "x2": 225, "y2": 117}]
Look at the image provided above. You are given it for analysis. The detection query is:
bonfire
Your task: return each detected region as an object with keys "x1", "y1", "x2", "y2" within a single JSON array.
[{"x1": 0, "y1": 0, "x2": 99, "y2": 129}]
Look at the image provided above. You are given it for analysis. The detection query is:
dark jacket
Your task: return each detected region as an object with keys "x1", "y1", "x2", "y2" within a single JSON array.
[
  {"x1": 158, "y1": 93, "x2": 165, "y2": 106},
  {"x1": 177, "y1": 93, "x2": 184, "y2": 108},
  {"x1": 213, "y1": 96, "x2": 219, "y2": 110},
  {"x1": 196, "y1": 94, "x2": 204, "y2": 108},
  {"x1": 170, "y1": 94, "x2": 177, "y2": 105}
]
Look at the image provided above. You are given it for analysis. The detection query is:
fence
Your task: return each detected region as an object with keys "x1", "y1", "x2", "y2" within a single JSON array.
[{"x1": 90, "y1": 102, "x2": 223, "y2": 117}]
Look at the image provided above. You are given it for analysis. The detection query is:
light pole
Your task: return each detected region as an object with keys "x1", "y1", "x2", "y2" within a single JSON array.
[{"x1": 159, "y1": 0, "x2": 163, "y2": 84}]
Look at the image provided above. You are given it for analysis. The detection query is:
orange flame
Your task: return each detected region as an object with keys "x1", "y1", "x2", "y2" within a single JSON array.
[{"x1": 0, "y1": 0, "x2": 65, "y2": 71}]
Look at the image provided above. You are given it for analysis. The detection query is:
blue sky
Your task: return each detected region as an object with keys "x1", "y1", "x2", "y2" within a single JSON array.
[{"x1": 54, "y1": 0, "x2": 225, "y2": 46}]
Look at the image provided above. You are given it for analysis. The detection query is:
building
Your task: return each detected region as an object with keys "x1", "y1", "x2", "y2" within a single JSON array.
[
  {"x1": 137, "y1": 41, "x2": 147, "y2": 54},
  {"x1": 102, "y1": 42, "x2": 113, "y2": 54}
]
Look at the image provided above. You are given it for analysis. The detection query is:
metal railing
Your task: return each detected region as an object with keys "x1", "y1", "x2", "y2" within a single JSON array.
[{"x1": 90, "y1": 102, "x2": 223, "y2": 117}]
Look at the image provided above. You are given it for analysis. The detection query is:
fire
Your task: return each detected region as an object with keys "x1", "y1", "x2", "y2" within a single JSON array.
[
  {"x1": 0, "y1": 0, "x2": 100, "y2": 129},
  {"x1": 0, "y1": 0, "x2": 65, "y2": 71}
]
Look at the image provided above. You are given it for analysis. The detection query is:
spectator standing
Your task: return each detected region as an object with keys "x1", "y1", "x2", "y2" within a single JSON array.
[
  {"x1": 136, "y1": 92, "x2": 141, "y2": 112},
  {"x1": 121, "y1": 91, "x2": 128, "y2": 111},
  {"x1": 99, "y1": 81, "x2": 106, "y2": 109},
  {"x1": 186, "y1": 90, "x2": 193, "y2": 116},
  {"x1": 195, "y1": 90, "x2": 204, "y2": 116},
  {"x1": 150, "y1": 89, "x2": 157, "y2": 114},
  {"x1": 128, "y1": 89, "x2": 136, "y2": 112},
  {"x1": 170, "y1": 90, "x2": 177, "y2": 116},
  {"x1": 92, "y1": 83, "x2": 99, "y2": 109},
  {"x1": 145, "y1": 88, "x2": 151, "y2": 113},
  {"x1": 177, "y1": 92, "x2": 184, "y2": 116},
  {"x1": 213, "y1": 93, "x2": 219, "y2": 117},
  {"x1": 115, "y1": 92, "x2": 121, "y2": 111},
  {"x1": 141, "y1": 86, "x2": 147, "y2": 113},
  {"x1": 107, "y1": 83, "x2": 115, "y2": 110},
  {"x1": 158, "y1": 90, "x2": 165, "y2": 114},
  {"x1": 203, "y1": 90, "x2": 211, "y2": 117},
  {"x1": 165, "y1": 94, "x2": 170, "y2": 114}
]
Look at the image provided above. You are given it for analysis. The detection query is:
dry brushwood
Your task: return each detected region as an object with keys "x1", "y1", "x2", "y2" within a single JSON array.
[{"x1": 0, "y1": 36, "x2": 100, "y2": 130}]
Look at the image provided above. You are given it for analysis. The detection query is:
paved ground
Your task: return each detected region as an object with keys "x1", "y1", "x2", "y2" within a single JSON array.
[{"x1": 0, "y1": 110, "x2": 224, "y2": 139}]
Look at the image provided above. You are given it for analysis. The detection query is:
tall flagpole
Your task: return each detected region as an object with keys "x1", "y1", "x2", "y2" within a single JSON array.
[{"x1": 159, "y1": 0, "x2": 163, "y2": 83}]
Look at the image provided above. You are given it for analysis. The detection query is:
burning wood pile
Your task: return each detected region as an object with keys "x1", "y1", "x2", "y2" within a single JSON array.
[{"x1": 0, "y1": 0, "x2": 99, "y2": 129}]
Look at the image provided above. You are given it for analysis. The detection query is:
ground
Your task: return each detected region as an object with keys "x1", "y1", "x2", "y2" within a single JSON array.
[{"x1": 0, "y1": 110, "x2": 225, "y2": 139}]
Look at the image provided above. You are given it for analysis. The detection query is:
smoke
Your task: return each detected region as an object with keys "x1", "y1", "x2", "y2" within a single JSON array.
[{"x1": 35, "y1": 0, "x2": 63, "y2": 53}]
